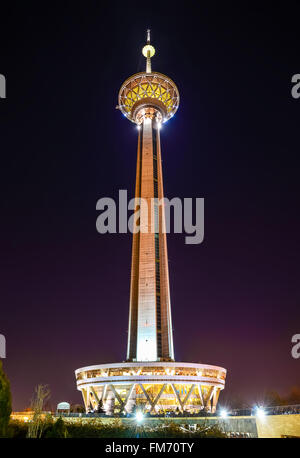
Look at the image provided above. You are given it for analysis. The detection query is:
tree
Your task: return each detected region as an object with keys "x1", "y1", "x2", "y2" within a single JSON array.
[
  {"x1": 27, "y1": 384, "x2": 50, "y2": 438},
  {"x1": 97, "y1": 399, "x2": 105, "y2": 414},
  {"x1": 286, "y1": 386, "x2": 300, "y2": 405},
  {"x1": 224, "y1": 393, "x2": 248, "y2": 410},
  {"x1": 0, "y1": 360, "x2": 12, "y2": 437},
  {"x1": 264, "y1": 390, "x2": 285, "y2": 406},
  {"x1": 264, "y1": 387, "x2": 300, "y2": 407},
  {"x1": 45, "y1": 417, "x2": 68, "y2": 438},
  {"x1": 70, "y1": 404, "x2": 85, "y2": 413}
]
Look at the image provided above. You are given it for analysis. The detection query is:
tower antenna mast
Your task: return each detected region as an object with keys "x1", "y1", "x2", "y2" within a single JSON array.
[{"x1": 142, "y1": 29, "x2": 155, "y2": 73}]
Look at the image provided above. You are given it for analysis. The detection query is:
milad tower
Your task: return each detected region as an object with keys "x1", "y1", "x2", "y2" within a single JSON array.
[{"x1": 75, "y1": 31, "x2": 227, "y2": 414}]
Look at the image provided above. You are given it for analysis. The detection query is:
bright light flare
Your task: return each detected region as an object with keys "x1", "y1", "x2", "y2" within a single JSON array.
[
  {"x1": 135, "y1": 411, "x2": 144, "y2": 423},
  {"x1": 255, "y1": 407, "x2": 266, "y2": 419},
  {"x1": 220, "y1": 409, "x2": 228, "y2": 419}
]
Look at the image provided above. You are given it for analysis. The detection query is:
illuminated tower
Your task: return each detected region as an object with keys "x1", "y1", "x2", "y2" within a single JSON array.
[
  {"x1": 117, "y1": 30, "x2": 179, "y2": 362},
  {"x1": 75, "y1": 32, "x2": 226, "y2": 415}
]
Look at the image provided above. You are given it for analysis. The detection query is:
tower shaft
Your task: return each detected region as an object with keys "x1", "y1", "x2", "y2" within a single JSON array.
[{"x1": 127, "y1": 115, "x2": 174, "y2": 362}]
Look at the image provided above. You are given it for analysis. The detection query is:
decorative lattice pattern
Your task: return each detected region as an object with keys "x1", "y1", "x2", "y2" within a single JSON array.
[{"x1": 118, "y1": 72, "x2": 179, "y2": 122}]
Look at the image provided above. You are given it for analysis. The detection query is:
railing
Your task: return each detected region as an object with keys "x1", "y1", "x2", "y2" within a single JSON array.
[
  {"x1": 228, "y1": 404, "x2": 300, "y2": 417},
  {"x1": 54, "y1": 404, "x2": 300, "y2": 418}
]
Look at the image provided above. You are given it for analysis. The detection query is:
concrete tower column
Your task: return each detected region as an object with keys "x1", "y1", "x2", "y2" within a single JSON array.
[{"x1": 127, "y1": 110, "x2": 174, "y2": 362}]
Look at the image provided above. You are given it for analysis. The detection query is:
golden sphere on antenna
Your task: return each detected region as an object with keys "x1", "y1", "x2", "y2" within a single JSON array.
[{"x1": 142, "y1": 44, "x2": 155, "y2": 58}]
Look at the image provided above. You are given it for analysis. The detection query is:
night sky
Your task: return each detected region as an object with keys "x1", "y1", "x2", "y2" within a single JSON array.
[{"x1": 1, "y1": 2, "x2": 299, "y2": 411}]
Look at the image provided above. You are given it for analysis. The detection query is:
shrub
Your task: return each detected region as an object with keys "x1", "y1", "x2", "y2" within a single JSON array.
[{"x1": 0, "y1": 361, "x2": 12, "y2": 437}]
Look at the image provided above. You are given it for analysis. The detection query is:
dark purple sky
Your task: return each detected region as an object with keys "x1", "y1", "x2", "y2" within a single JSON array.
[{"x1": 0, "y1": 2, "x2": 299, "y2": 410}]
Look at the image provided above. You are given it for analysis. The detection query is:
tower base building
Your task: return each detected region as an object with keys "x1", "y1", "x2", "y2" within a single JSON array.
[
  {"x1": 76, "y1": 362, "x2": 226, "y2": 414},
  {"x1": 75, "y1": 31, "x2": 226, "y2": 414}
]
